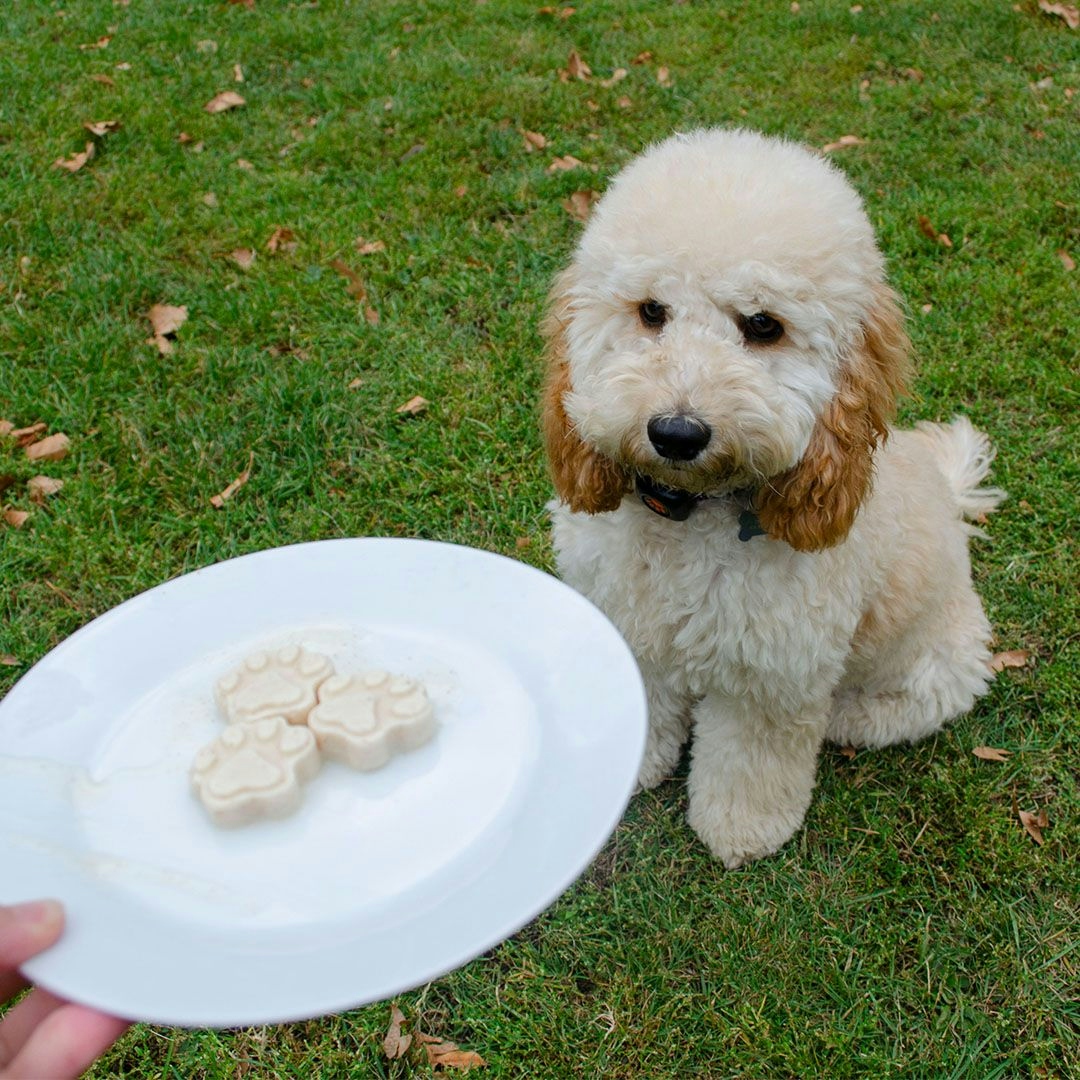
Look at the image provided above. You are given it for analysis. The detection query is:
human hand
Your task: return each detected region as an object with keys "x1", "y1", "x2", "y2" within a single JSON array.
[{"x1": 0, "y1": 900, "x2": 130, "y2": 1080}]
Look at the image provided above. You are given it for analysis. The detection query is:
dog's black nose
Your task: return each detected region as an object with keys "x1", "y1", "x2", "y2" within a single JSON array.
[{"x1": 647, "y1": 415, "x2": 712, "y2": 461}]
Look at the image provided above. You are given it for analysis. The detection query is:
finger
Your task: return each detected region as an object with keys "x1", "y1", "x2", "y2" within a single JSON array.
[
  {"x1": 0, "y1": 901, "x2": 64, "y2": 971},
  {"x1": 0, "y1": 987, "x2": 66, "y2": 1068},
  {"x1": 1, "y1": 1003, "x2": 130, "y2": 1080}
]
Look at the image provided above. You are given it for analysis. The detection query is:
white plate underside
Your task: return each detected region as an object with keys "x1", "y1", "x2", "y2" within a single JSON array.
[{"x1": 0, "y1": 539, "x2": 645, "y2": 1027}]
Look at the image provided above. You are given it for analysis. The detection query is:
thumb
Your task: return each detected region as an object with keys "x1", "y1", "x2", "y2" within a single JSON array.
[{"x1": 0, "y1": 902, "x2": 64, "y2": 970}]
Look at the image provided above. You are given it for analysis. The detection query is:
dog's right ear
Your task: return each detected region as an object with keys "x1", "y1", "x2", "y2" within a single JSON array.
[{"x1": 541, "y1": 269, "x2": 631, "y2": 513}]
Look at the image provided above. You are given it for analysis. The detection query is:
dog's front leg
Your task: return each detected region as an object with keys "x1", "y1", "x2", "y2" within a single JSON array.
[
  {"x1": 686, "y1": 690, "x2": 826, "y2": 868},
  {"x1": 636, "y1": 660, "x2": 693, "y2": 790}
]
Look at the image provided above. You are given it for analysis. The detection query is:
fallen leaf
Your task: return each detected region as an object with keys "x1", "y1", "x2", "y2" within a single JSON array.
[
  {"x1": 210, "y1": 451, "x2": 254, "y2": 508},
  {"x1": 9, "y1": 423, "x2": 47, "y2": 447},
  {"x1": 234, "y1": 63, "x2": 245, "y2": 83},
  {"x1": 267, "y1": 342, "x2": 309, "y2": 360},
  {"x1": 616, "y1": 95, "x2": 632, "y2": 109},
  {"x1": 382, "y1": 1005, "x2": 412, "y2": 1060},
  {"x1": 839, "y1": 745, "x2": 857, "y2": 760},
  {"x1": 0, "y1": 421, "x2": 11, "y2": 437},
  {"x1": 1018, "y1": 807, "x2": 1049, "y2": 845},
  {"x1": 0, "y1": 655, "x2": 18, "y2": 666},
  {"x1": 1038, "y1": 0, "x2": 1079, "y2": 28},
  {"x1": 204, "y1": 90, "x2": 246, "y2": 114},
  {"x1": 417, "y1": 1032, "x2": 486, "y2": 1071},
  {"x1": 822, "y1": 134, "x2": 865, "y2": 152},
  {"x1": 546, "y1": 154, "x2": 584, "y2": 173},
  {"x1": 972, "y1": 746, "x2": 1011, "y2": 763},
  {"x1": 355, "y1": 237, "x2": 386, "y2": 254},
  {"x1": 598, "y1": 68, "x2": 627, "y2": 88},
  {"x1": 656, "y1": 65, "x2": 673, "y2": 87},
  {"x1": 989, "y1": 649, "x2": 1032, "y2": 672},
  {"x1": 196, "y1": 39, "x2": 218, "y2": 54},
  {"x1": 202, "y1": 191, "x2": 219, "y2": 207},
  {"x1": 1057, "y1": 250, "x2": 1076, "y2": 271},
  {"x1": 453, "y1": 184, "x2": 468, "y2": 198},
  {"x1": 230, "y1": 248, "x2": 255, "y2": 269},
  {"x1": 538, "y1": 5, "x2": 575, "y2": 17},
  {"x1": 266, "y1": 227, "x2": 298, "y2": 254},
  {"x1": 560, "y1": 49, "x2": 591, "y2": 81},
  {"x1": 631, "y1": 50, "x2": 653, "y2": 64},
  {"x1": 114, "y1": 62, "x2": 131, "y2": 71},
  {"x1": 25, "y1": 433, "x2": 71, "y2": 462},
  {"x1": 522, "y1": 129, "x2": 548, "y2": 151},
  {"x1": 2, "y1": 509, "x2": 29, "y2": 529},
  {"x1": 53, "y1": 142, "x2": 95, "y2": 173},
  {"x1": 562, "y1": 189, "x2": 598, "y2": 221},
  {"x1": 83, "y1": 119, "x2": 121, "y2": 136},
  {"x1": 146, "y1": 303, "x2": 188, "y2": 355},
  {"x1": 330, "y1": 258, "x2": 368, "y2": 299},
  {"x1": 79, "y1": 35, "x2": 112, "y2": 50},
  {"x1": 27, "y1": 475, "x2": 64, "y2": 502},
  {"x1": 396, "y1": 395, "x2": 429, "y2": 417},
  {"x1": 921, "y1": 303, "x2": 933, "y2": 314},
  {"x1": 917, "y1": 215, "x2": 953, "y2": 247},
  {"x1": 347, "y1": 377, "x2": 363, "y2": 389},
  {"x1": 515, "y1": 536, "x2": 532, "y2": 549},
  {"x1": 89, "y1": 73, "x2": 116, "y2": 87},
  {"x1": 234, "y1": 157, "x2": 254, "y2": 170}
]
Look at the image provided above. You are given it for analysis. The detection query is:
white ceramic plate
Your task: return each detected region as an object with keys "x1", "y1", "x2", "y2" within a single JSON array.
[{"x1": 0, "y1": 539, "x2": 645, "y2": 1028}]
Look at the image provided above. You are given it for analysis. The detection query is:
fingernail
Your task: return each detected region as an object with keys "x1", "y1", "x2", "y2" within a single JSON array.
[{"x1": 9, "y1": 899, "x2": 63, "y2": 925}]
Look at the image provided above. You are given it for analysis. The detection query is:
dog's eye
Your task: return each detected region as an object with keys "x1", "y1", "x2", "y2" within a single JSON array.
[
  {"x1": 638, "y1": 300, "x2": 668, "y2": 329},
  {"x1": 740, "y1": 312, "x2": 784, "y2": 344}
]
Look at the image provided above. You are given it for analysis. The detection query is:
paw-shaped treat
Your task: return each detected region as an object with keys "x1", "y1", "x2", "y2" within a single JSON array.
[
  {"x1": 190, "y1": 716, "x2": 321, "y2": 827},
  {"x1": 307, "y1": 671, "x2": 437, "y2": 770},
  {"x1": 215, "y1": 645, "x2": 334, "y2": 726}
]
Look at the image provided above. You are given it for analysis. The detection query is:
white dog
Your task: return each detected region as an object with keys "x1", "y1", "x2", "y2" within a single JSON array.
[{"x1": 543, "y1": 129, "x2": 1004, "y2": 868}]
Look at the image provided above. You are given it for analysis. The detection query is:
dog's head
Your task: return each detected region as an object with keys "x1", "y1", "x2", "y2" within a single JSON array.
[{"x1": 542, "y1": 128, "x2": 910, "y2": 551}]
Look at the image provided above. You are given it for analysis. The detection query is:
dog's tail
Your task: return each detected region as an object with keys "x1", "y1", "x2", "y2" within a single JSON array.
[{"x1": 914, "y1": 416, "x2": 1006, "y2": 530}]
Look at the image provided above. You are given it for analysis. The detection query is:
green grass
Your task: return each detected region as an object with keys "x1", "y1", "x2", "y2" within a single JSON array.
[{"x1": 2, "y1": 0, "x2": 1077, "y2": 1076}]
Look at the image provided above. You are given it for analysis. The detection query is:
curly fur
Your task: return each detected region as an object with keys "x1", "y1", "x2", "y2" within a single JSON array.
[{"x1": 544, "y1": 129, "x2": 1004, "y2": 867}]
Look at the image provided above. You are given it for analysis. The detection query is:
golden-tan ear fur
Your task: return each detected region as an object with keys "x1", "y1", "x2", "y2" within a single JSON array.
[
  {"x1": 755, "y1": 283, "x2": 912, "y2": 552},
  {"x1": 541, "y1": 270, "x2": 632, "y2": 513}
]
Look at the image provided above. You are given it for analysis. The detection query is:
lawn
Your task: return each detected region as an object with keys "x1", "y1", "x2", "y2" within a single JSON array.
[{"x1": 1, "y1": 0, "x2": 1077, "y2": 1076}]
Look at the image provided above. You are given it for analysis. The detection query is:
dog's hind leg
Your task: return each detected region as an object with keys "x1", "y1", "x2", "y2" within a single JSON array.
[{"x1": 827, "y1": 586, "x2": 996, "y2": 749}]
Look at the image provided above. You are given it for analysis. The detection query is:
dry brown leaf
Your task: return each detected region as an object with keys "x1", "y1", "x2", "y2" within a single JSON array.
[
  {"x1": 230, "y1": 248, "x2": 255, "y2": 269},
  {"x1": 522, "y1": 129, "x2": 548, "y2": 151},
  {"x1": 416, "y1": 1032, "x2": 487, "y2": 1071},
  {"x1": 27, "y1": 475, "x2": 65, "y2": 502},
  {"x1": 822, "y1": 134, "x2": 865, "y2": 153},
  {"x1": 233, "y1": 63, "x2": 245, "y2": 83},
  {"x1": 9, "y1": 423, "x2": 46, "y2": 446},
  {"x1": 330, "y1": 258, "x2": 368, "y2": 300},
  {"x1": 202, "y1": 191, "x2": 219, "y2": 207},
  {"x1": 347, "y1": 377, "x2": 363, "y2": 389},
  {"x1": 355, "y1": 238, "x2": 387, "y2": 254},
  {"x1": 631, "y1": 50, "x2": 653, "y2": 64},
  {"x1": 234, "y1": 157, "x2": 254, "y2": 170},
  {"x1": 1018, "y1": 807, "x2": 1049, "y2": 845},
  {"x1": 989, "y1": 649, "x2": 1032, "y2": 672},
  {"x1": 839, "y1": 745, "x2": 857, "y2": 760},
  {"x1": 3, "y1": 508, "x2": 30, "y2": 529},
  {"x1": 656, "y1": 65, "x2": 673, "y2": 87},
  {"x1": 210, "y1": 451, "x2": 254, "y2": 508},
  {"x1": 598, "y1": 68, "x2": 627, "y2": 88},
  {"x1": 515, "y1": 536, "x2": 532, "y2": 550},
  {"x1": 562, "y1": 189, "x2": 598, "y2": 221},
  {"x1": 546, "y1": 154, "x2": 585, "y2": 173},
  {"x1": 266, "y1": 227, "x2": 298, "y2": 254},
  {"x1": 1057, "y1": 250, "x2": 1076, "y2": 271},
  {"x1": 396, "y1": 395, "x2": 429, "y2": 417},
  {"x1": 1038, "y1": 1, "x2": 1079, "y2": 28},
  {"x1": 0, "y1": 655, "x2": 18, "y2": 666},
  {"x1": 79, "y1": 36, "x2": 112, "y2": 51},
  {"x1": 204, "y1": 90, "x2": 246, "y2": 114},
  {"x1": 616, "y1": 95, "x2": 632, "y2": 109},
  {"x1": 89, "y1": 73, "x2": 116, "y2": 87},
  {"x1": 538, "y1": 5, "x2": 575, "y2": 17},
  {"x1": 83, "y1": 119, "x2": 121, "y2": 137},
  {"x1": 972, "y1": 746, "x2": 1011, "y2": 763},
  {"x1": 26, "y1": 433, "x2": 71, "y2": 462},
  {"x1": 560, "y1": 49, "x2": 591, "y2": 81},
  {"x1": 53, "y1": 142, "x2": 95, "y2": 173},
  {"x1": 0, "y1": 420, "x2": 12, "y2": 437},
  {"x1": 146, "y1": 304, "x2": 188, "y2": 357},
  {"x1": 382, "y1": 1005, "x2": 412, "y2": 1060}
]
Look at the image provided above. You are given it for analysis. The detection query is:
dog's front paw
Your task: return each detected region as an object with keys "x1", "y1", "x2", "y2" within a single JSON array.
[{"x1": 686, "y1": 796, "x2": 806, "y2": 869}]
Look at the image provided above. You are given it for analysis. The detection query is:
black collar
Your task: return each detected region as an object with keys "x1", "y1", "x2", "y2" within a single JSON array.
[{"x1": 634, "y1": 474, "x2": 766, "y2": 541}]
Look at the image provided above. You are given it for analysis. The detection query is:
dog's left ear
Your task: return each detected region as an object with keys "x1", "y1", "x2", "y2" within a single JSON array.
[
  {"x1": 541, "y1": 268, "x2": 632, "y2": 513},
  {"x1": 756, "y1": 283, "x2": 911, "y2": 552}
]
